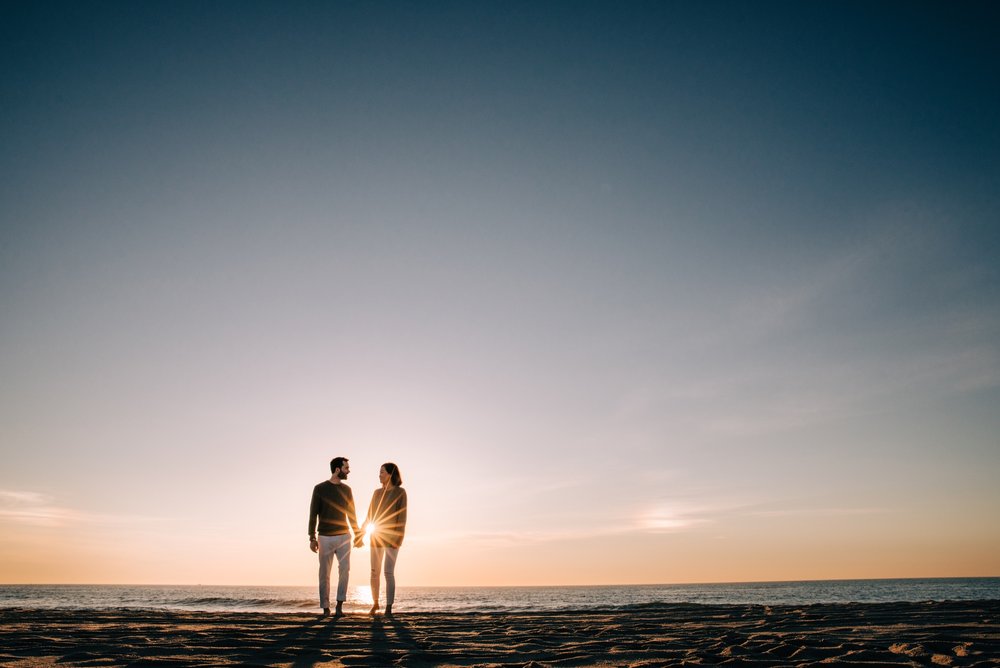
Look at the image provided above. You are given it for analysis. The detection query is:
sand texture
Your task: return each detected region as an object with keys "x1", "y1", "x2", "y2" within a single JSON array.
[{"x1": 1, "y1": 600, "x2": 998, "y2": 667}]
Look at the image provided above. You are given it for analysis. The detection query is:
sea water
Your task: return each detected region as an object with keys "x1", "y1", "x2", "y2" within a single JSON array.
[{"x1": 1, "y1": 578, "x2": 997, "y2": 614}]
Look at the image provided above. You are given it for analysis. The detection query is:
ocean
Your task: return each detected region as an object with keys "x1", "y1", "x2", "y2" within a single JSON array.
[{"x1": 1, "y1": 578, "x2": 997, "y2": 614}]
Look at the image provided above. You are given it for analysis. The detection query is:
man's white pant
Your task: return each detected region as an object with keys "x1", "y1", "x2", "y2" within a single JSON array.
[
  {"x1": 370, "y1": 546, "x2": 399, "y2": 606},
  {"x1": 318, "y1": 534, "x2": 352, "y2": 608}
]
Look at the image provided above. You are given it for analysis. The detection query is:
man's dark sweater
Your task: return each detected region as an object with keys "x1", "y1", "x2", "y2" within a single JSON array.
[{"x1": 308, "y1": 481, "x2": 362, "y2": 538}]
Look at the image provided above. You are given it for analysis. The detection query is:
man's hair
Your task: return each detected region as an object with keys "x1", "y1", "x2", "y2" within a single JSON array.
[
  {"x1": 330, "y1": 457, "x2": 348, "y2": 474},
  {"x1": 382, "y1": 462, "x2": 402, "y2": 486}
]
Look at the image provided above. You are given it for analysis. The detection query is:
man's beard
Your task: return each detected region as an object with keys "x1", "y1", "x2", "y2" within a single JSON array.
[{"x1": 338, "y1": 470, "x2": 348, "y2": 480}]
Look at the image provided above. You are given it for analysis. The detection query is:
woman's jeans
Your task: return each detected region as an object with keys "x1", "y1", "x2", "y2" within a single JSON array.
[{"x1": 370, "y1": 546, "x2": 399, "y2": 606}]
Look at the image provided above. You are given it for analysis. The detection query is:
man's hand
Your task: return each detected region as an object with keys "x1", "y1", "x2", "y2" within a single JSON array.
[{"x1": 309, "y1": 537, "x2": 319, "y2": 553}]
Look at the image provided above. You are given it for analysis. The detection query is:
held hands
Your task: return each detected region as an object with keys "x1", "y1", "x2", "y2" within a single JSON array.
[{"x1": 355, "y1": 523, "x2": 368, "y2": 549}]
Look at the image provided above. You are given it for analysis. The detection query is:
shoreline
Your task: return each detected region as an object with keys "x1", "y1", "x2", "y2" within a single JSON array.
[{"x1": 2, "y1": 600, "x2": 998, "y2": 666}]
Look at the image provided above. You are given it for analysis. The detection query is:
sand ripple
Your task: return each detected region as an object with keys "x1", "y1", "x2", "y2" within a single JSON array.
[{"x1": 0, "y1": 600, "x2": 997, "y2": 667}]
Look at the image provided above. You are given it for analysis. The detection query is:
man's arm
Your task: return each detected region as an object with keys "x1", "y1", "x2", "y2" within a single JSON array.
[
  {"x1": 308, "y1": 487, "x2": 320, "y2": 552},
  {"x1": 346, "y1": 488, "x2": 362, "y2": 537}
]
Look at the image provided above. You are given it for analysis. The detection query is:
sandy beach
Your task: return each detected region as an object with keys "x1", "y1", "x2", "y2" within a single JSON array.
[{"x1": 1, "y1": 600, "x2": 997, "y2": 667}]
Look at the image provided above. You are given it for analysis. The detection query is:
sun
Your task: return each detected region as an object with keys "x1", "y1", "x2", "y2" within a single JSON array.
[{"x1": 364, "y1": 522, "x2": 376, "y2": 547}]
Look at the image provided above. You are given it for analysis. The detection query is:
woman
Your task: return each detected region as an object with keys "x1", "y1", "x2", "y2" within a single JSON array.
[{"x1": 364, "y1": 462, "x2": 407, "y2": 616}]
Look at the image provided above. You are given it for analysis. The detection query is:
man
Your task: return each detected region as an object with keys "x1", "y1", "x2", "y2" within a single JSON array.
[{"x1": 308, "y1": 456, "x2": 364, "y2": 617}]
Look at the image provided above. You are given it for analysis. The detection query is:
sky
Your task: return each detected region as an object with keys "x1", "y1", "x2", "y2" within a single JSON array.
[{"x1": 1, "y1": 1, "x2": 999, "y2": 587}]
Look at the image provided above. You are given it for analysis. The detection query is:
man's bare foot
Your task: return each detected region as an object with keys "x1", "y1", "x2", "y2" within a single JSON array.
[
  {"x1": 334, "y1": 602, "x2": 344, "y2": 617},
  {"x1": 321, "y1": 608, "x2": 330, "y2": 617}
]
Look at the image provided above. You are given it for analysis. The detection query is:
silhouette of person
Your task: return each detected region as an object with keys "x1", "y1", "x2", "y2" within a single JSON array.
[
  {"x1": 308, "y1": 456, "x2": 363, "y2": 617},
  {"x1": 363, "y1": 462, "x2": 408, "y2": 616}
]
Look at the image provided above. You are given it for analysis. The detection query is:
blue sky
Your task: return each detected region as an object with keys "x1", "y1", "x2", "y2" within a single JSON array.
[{"x1": 1, "y1": 2, "x2": 998, "y2": 585}]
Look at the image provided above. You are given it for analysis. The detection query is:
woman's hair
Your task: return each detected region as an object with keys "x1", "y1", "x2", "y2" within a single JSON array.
[{"x1": 382, "y1": 462, "x2": 402, "y2": 486}]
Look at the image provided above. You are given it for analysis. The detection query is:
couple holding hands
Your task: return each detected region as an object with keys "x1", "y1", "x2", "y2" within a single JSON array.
[{"x1": 307, "y1": 457, "x2": 408, "y2": 617}]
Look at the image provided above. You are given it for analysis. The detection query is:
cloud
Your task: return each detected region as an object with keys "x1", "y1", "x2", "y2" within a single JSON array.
[
  {"x1": 0, "y1": 488, "x2": 164, "y2": 527},
  {"x1": 462, "y1": 474, "x2": 593, "y2": 497},
  {"x1": 413, "y1": 522, "x2": 686, "y2": 549},
  {"x1": 635, "y1": 498, "x2": 744, "y2": 534},
  {"x1": 465, "y1": 528, "x2": 627, "y2": 547},
  {"x1": 746, "y1": 507, "x2": 891, "y2": 518},
  {"x1": 695, "y1": 338, "x2": 1000, "y2": 437},
  {"x1": 639, "y1": 513, "x2": 709, "y2": 532},
  {"x1": 410, "y1": 526, "x2": 632, "y2": 548},
  {"x1": 0, "y1": 490, "x2": 52, "y2": 505},
  {"x1": 413, "y1": 498, "x2": 726, "y2": 548},
  {"x1": 612, "y1": 214, "x2": 1000, "y2": 438}
]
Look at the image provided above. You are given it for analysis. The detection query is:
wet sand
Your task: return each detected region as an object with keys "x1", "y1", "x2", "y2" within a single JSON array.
[{"x1": 1, "y1": 600, "x2": 998, "y2": 667}]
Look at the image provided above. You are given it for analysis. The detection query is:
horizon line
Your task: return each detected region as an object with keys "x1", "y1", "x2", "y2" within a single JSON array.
[{"x1": 3, "y1": 575, "x2": 998, "y2": 589}]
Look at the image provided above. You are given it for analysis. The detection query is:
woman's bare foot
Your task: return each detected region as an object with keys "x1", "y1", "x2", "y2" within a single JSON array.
[{"x1": 368, "y1": 605, "x2": 380, "y2": 616}]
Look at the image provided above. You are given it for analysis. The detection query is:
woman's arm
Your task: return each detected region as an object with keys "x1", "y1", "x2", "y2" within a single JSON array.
[{"x1": 396, "y1": 488, "x2": 407, "y2": 541}]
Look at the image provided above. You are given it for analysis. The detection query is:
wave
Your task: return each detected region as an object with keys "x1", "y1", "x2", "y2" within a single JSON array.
[
  {"x1": 2, "y1": 579, "x2": 997, "y2": 613},
  {"x1": 168, "y1": 596, "x2": 316, "y2": 609}
]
